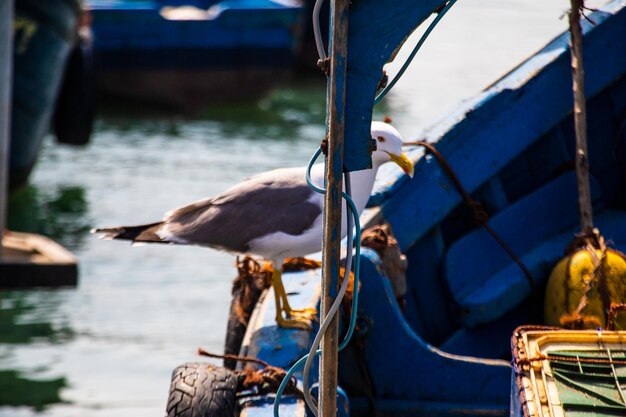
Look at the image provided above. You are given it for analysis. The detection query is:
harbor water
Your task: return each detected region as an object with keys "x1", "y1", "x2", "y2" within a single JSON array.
[{"x1": 0, "y1": 1, "x2": 607, "y2": 416}]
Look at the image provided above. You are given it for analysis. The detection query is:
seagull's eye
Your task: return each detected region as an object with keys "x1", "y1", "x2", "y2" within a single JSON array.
[{"x1": 377, "y1": 136, "x2": 385, "y2": 143}]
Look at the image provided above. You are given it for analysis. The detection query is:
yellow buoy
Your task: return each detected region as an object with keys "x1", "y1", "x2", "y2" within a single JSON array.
[{"x1": 544, "y1": 242, "x2": 626, "y2": 329}]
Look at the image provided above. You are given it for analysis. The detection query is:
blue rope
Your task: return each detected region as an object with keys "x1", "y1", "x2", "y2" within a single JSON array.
[
  {"x1": 306, "y1": 148, "x2": 361, "y2": 350},
  {"x1": 305, "y1": 147, "x2": 325, "y2": 194},
  {"x1": 374, "y1": 0, "x2": 458, "y2": 105},
  {"x1": 274, "y1": 147, "x2": 362, "y2": 417}
]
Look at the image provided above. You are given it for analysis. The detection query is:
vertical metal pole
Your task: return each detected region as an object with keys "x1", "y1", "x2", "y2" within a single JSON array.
[
  {"x1": 569, "y1": 0, "x2": 593, "y2": 233},
  {"x1": 0, "y1": 0, "x2": 14, "y2": 257},
  {"x1": 320, "y1": 0, "x2": 348, "y2": 416}
]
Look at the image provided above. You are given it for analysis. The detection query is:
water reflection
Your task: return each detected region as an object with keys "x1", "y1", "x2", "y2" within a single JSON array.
[
  {"x1": 0, "y1": 293, "x2": 73, "y2": 344},
  {"x1": 0, "y1": 291, "x2": 74, "y2": 410},
  {"x1": 0, "y1": 370, "x2": 67, "y2": 411},
  {"x1": 7, "y1": 185, "x2": 91, "y2": 251}
]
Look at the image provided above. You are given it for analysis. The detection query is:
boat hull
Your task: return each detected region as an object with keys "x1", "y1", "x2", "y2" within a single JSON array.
[
  {"x1": 95, "y1": 64, "x2": 292, "y2": 110},
  {"x1": 11, "y1": 0, "x2": 79, "y2": 188},
  {"x1": 88, "y1": 0, "x2": 305, "y2": 109}
]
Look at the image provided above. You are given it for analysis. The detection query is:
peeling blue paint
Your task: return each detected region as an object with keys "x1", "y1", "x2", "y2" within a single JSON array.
[{"x1": 343, "y1": 0, "x2": 445, "y2": 172}]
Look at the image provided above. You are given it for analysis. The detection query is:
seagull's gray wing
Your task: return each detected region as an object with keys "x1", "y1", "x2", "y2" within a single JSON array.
[{"x1": 161, "y1": 167, "x2": 322, "y2": 252}]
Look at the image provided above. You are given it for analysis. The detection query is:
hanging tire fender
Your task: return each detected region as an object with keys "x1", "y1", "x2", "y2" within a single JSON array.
[{"x1": 167, "y1": 362, "x2": 238, "y2": 417}]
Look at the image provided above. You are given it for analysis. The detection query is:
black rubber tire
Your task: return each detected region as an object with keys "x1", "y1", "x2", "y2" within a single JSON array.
[
  {"x1": 166, "y1": 362, "x2": 238, "y2": 417},
  {"x1": 52, "y1": 34, "x2": 95, "y2": 147},
  {"x1": 223, "y1": 294, "x2": 248, "y2": 370}
]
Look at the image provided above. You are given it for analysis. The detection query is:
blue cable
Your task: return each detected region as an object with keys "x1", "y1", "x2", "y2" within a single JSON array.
[
  {"x1": 274, "y1": 148, "x2": 362, "y2": 417},
  {"x1": 305, "y1": 147, "x2": 362, "y2": 350},
  {"x1": 305, "y1": 147, "x2": 324, "y2": 194}
]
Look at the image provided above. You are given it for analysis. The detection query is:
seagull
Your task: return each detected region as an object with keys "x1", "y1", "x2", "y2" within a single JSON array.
[{"x1": 93, "y1": 121, "x2": 414, "y2": 329}]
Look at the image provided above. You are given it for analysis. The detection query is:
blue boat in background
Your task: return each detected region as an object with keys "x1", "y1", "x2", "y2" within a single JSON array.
[
  {"x1": 165, "y1": 0, "x2": 626, "y2": 416},
  {"x1": 88, "y1": 0, "x2": 305, "y2": 110},
  {"x1": 10, "y1": 0, "x2": 86, "y2": 189}
]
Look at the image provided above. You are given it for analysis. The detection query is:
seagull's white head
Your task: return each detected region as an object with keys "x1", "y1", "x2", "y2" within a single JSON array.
[{"x1": 370, "y1": 121, "x2": 414, "y2": 177}]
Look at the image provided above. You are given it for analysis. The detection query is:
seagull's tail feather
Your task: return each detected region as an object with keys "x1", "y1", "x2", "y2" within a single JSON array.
[{"x1": 91, "y1": 222, "x2": 165, "y2": 243}]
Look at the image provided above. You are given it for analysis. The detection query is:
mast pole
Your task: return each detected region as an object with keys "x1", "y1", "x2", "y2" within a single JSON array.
[
  {"x1": 569, "y1": 0, "x2": 593, "y2": 233},
  {"x1": 320, "y1": 0, "x2": 349, "y2": 416}
]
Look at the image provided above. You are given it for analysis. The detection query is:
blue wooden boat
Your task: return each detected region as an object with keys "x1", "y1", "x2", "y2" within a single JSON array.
[
  {"x1": 87, "y1": 0, "x2": 305, "y2": 110},
  {"x1": 10, "y1": 0, "x2": 81, "y2": 188},
  {"x1": 165, "y1": 0, "x2": 626, "y2": 416}
]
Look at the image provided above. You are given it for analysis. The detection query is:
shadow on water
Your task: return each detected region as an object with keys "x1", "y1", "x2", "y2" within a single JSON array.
[
  {"x1": 0, "y1": 293, "x2": 74, "y2": 345},
  {"x1": 0, "y1": 292, "x2": 73, "y2": 410},
  {"x1": 7, "y1": 184, "x2": 91, "y2": 251},
  {"x1": 0, "y1": 371, "x2": 67, "y2": 411}
]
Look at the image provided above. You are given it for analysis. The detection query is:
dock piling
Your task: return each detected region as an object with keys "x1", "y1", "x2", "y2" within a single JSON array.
[{"x1": 0, "y1": 0, "x2": 13, "y2": 258}]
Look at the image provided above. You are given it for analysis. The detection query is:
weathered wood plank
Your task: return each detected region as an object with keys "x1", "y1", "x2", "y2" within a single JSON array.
[{"x1": 0, "y1": 231, "x2": 77, "y2": 289}]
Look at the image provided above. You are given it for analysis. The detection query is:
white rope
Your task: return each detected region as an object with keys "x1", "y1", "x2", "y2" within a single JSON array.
[
  {"x1": 302, "y1": 172, "x2": 354, "y2": 416},
  {"x1": 312, "y1": 0, "x2": 327, "y2": 61}
]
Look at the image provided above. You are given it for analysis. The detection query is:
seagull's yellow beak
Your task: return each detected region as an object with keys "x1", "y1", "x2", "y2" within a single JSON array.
[{"x1": 389, "y1": 152, "x2": 414, "y2": 178}]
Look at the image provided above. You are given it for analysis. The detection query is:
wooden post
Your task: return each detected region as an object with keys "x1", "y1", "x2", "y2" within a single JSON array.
[
  {"x1": 320, "y1": 0, "x2": 349, "y2": 416},
  {"x1": 0, "y1": 0, "x2": 13, "y2": 258},
  {"x1": 569, "y1": 0, "x2": 593, "y2": 233}
]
